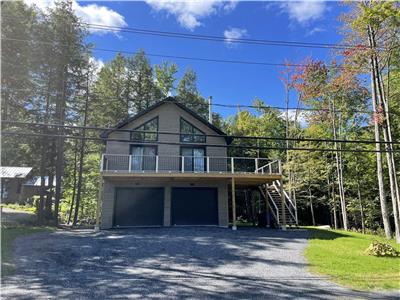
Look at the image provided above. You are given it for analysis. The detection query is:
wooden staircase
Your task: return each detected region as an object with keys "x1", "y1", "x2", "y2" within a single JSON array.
[{"x1": 259, "y1": 180, "x2": 298, "y2": 228}]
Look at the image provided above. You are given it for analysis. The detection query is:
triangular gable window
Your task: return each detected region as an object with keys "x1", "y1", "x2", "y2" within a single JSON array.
[
  {"x1": 131, "y1": 117, "x2": 158, "y2": 142},
  {"x1": 180, "y1": 118, "x2": 206, "y2": 143}
]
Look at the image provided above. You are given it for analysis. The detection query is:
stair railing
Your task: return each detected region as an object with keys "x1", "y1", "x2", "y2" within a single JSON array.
[
  {"x1": 272, "y1": 181, "x2": 297, "y2": 224},
  {"x1": 263, "y1": 187, "x2": 280, "y2": 224}
]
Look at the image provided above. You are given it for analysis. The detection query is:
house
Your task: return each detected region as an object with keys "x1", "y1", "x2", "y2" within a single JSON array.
[
  {"x1": 22, "y1": 176, "x2": 57, "y2": 201},
  {"x1": 0, "y1": 166, "x2": 32, "y2": 203},
  {"x1": 97, "y1": 97, "x2": 297, "y2": 230},
  {"x1": 0, "y1": 168, "x2": 57, "y2": 204}
]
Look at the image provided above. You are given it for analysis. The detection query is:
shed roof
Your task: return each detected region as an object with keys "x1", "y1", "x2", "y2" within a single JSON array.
[
  {"x1": 100, "y1": 97, "x2": 233, "y2": 144},
  {"x1": 0, "y1": 167, "x2": 32, "y2": 179}
]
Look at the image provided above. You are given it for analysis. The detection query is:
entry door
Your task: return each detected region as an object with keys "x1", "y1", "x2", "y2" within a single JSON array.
[
  {"x1": 181, "y1": 147, "x2": 205, "y2": 172},
  {"x1": 131, "y1": 146, "x2": 157, "y2": 171}
]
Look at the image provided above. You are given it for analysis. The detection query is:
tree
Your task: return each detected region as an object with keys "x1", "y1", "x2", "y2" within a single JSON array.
[
  {"x1": 155, "y1": 61, "x2": 178, "y2": 96},
  {"x1": 176, "y1": 68, "x2": 209, "y2": 118}
]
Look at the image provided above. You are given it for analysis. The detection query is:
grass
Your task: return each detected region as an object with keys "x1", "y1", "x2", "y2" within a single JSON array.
[
  {"x1": 1, "y1": 226, "x2": 53, "y2": 277},
  {"x1": 305, "y1": 227, "x2": 400, "y2": 290},
  {"x1": 2, "y1": 203, "x2": 36, "y2": 213}
]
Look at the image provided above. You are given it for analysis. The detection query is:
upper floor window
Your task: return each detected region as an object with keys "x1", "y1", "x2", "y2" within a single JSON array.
[
  {"x1": 180, "y1": 118, "x2": 206, "y2": 143},
  {"x1": 131, "y1": 117, "x2": 158, "y2": 142}
]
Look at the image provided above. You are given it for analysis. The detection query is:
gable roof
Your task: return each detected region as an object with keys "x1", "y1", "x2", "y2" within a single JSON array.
[
  {"x1": 0, "y1": 167, "x2": 32, "y2": 179},
  {"x1": 100, "y1": 97, "x2": 233, "y2": 144}
]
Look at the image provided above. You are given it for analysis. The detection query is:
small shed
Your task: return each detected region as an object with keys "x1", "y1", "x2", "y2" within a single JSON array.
[{"x1": 0, "y1": 167, "x2": 33, "y2": 203}]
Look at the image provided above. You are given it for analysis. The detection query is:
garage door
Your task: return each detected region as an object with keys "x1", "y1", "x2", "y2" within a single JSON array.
[
  {"x1": 114, "y1": 188, "x2": 164, "y2": 227},
  {"x1": 171, "y1": 187, "x2": 218, "y2": 226}
]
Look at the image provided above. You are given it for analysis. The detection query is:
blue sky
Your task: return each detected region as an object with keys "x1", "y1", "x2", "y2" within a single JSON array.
[{"x1": 27, "y1": 1, "x2": 349, "y2": 118}]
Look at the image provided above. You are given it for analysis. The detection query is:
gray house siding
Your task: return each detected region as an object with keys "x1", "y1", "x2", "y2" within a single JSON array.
[{"x1": 105, "y1": 101, "x2": 227, "y2": 167}]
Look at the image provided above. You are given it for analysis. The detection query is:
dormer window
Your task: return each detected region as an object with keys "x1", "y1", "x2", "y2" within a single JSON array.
[
  {"x1": 131, "y1": 117, "x2": 158, "y2": 142},
  {"x1": 180, "y1": 118, "x2": 206, "y2": 143}
]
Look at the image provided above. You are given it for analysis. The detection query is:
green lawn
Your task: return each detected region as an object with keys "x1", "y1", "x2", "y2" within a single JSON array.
[
  {"x1": 1, "y1": 226, "x2": 53, "y2": 277},
  {"x1": 305, "y1": 228, "x2": 400, "y2": 290},
  {"x1": 2, "y1": 203, "x2": 36, "y2": 213}
]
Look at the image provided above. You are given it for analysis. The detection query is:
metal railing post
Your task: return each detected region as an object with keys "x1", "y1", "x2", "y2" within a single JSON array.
[
  {"x1": 207, "y1": 157, "x2": 210, "y2": 173},
  {"x1": 128, "y1": 155, "x2": 132, "y2": 172},
  {"x1": 269, "y1": 164, "x2": 272, "y2": 174},
  {"x1": 278, "y1": 160, "x2": 282, "y2": 174},
  {"x1": 100, "y1": 154, "x2": 104, "y2": 171},
  {"x1": 181, "y1": 156, "x2": 185, "y2": 173},
  {"x1": 231, "y1": 157, "x2": 235, "y2": 174},
  {"x1": 155, "y1": 155, "x2": 159, "y2": 173},
  {"x1": 255, "y1": 158, "x2": 258, "y2": 173}
]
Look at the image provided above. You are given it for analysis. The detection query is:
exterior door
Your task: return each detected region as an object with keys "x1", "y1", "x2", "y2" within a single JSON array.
[
  {"x1": 171, "y1": 187, "x2": 218, "y2": 225},
  {"x1": 181, "y1": 147, "x2": 205, "y2": 172},
  {"x1": 114, "y1": 188, "x2": 164, "y2": 227},
  {"x1": 131, "y1": 146, "x2": 157, "y2": 171}
]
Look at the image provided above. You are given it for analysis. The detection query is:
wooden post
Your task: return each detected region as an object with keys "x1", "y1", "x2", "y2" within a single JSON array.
[
  {"x1": 265, "y1": 184, "x2": 270, "y2": 228},
  {"x1": 279, "y1": 178, "x2": 287, "y2": 230},
  {"x1": 231, "y1": 177, "x2": 237, "y2": 230},
  {"x1": 94, "y1": 177, "x2": 103, "y2": 232}
]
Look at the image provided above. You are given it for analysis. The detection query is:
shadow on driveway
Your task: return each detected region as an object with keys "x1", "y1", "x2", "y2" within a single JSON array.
[{"x1": 2, "y1": 227, "x2": 398, "y2": 299}]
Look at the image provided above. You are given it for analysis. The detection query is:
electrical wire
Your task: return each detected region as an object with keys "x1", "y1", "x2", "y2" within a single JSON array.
[
  {"x1": 2, "y1": 131, "x2": 398, "y2": 154},
  {"x1": 3, "y1": 120, "x2": 399, "y2": 146}
]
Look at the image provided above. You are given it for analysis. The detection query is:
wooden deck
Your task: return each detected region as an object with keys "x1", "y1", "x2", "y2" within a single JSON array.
[{"x1": 101, "y1": 171, "x2": 282, "y2": 186}]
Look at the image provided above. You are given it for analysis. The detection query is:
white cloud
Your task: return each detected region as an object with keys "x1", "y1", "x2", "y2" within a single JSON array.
[
  {"x1": 89, "y1": 57, "x2": 104, "y2": 77},
  {"x1": 306, "y1": 26, "x2": 326, "y2": 36},
  {"x1": 280, "y1": 109, "x2": 308, "y2": 127},
  {"x1": 23, "y1": 0, "x2": 127, "y2": 35},
  {"x1": 145, "y1": 0, "x2": 238, "y2": 30},
  {"x1": 224, "y1": 27, "x2": 247, "y2": 44},
  {"x1": 278, "y1": 1, "x2": 327, "y2": 25}
]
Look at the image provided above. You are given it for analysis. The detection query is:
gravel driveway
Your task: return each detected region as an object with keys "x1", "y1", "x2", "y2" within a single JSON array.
[{"x1": 2, "y1": 228, "x2": 398, "y2": 299}]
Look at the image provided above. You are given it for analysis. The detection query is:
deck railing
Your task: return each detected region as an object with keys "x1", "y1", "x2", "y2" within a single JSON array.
[{"x1": 101, "y1": 154, "x2": 281, "y2": 175}]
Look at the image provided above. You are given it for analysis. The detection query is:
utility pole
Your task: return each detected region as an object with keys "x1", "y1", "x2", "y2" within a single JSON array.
[{"x1": 208, "y1": 96, "x2": 212, "y2": 123}]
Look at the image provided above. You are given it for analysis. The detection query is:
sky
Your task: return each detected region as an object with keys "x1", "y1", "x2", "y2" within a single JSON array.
[{"x1": 25, "y1": 0, "x2": 350, "y2": 118}]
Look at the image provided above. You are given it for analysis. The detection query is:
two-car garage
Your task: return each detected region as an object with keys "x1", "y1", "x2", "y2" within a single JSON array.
[{"x1": 113, "y1": 187, "x2": 219, "y2": 227}]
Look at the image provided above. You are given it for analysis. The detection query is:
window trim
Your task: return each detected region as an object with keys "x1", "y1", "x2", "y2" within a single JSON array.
[
  {"x1": 130, "y1": 117, "x2": 159, "y2": 142},
  {"x1": 180, "y1": 117, "x2": 206, "y2": 143}
]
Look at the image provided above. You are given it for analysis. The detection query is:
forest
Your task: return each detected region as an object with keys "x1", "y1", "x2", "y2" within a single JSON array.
[{"x1": 2, "y1": 1, "x2": 399, "y2": 241}]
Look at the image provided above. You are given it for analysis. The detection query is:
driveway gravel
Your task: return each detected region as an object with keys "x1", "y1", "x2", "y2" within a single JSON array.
[{"x1": 2, "y1": 228, "x2": 399, "y2": 299}]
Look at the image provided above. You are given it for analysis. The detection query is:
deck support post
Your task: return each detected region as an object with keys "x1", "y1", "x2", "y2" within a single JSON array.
[
  {"x1": 265, "y1": 184, "x2": 270, "y2": 228},
  {"x1": 279, "y1": 178, "x2": 287, "y2": 230},
  {"x1": 94, "y1": 176, "x2": 103, "y2": 232},
  {"x1": 231, "y1": 177, "x2": 237, "y2": 230}
]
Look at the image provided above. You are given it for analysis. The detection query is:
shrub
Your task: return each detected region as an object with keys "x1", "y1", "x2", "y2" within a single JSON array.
[{"x1": 365, "y1": 241, "x2": 400, "y2": 257}]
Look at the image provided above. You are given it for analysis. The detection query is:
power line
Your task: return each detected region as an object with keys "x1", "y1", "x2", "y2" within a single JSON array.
[
  {"x1": 2, "y1": 84, "x2": 390, "y2": 116},
  {"x1": 3, "y1": 131, "x2": 398, "y2": 154},
  {"x1": 83, "y1": 22, "x2": 372, "y2": 50},
  {"x1": 3, "y1": 15, "x2": 391, "y2": 51},
  {"x1": 3, "y1": 120, "x2": 399, "y2": 146},
  {"x1": 2, "y1": 37, "x2": 367, "y2": 71}
]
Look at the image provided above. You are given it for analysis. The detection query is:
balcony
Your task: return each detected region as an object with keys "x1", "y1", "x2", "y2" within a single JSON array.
[{"x1": 101, "y1": 154, "x2": 281, "y2": 176}]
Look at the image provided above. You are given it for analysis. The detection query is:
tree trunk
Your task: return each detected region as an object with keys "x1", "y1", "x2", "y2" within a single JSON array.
[
  {"x1": 330, "y1": 98, "x2": 348, "y2": 230},
  {"x1": 73, "y1": 72, "x2": 90, "y2": 226},
  {"x1": 67, "y1": 139, "x2": 79, "y2": 224},
  {"x1": 332, "y1": 184, "x2": 338, "y2": 230},
  {"x1": 54, "y1": 71, "x2": 67, "y2": 226},
  {"x1": 309, "y1": 186, "x2": 315, "y2": 226},
  {"x1": 367, "y1": 25, "x2": 398, "y2": 241}
]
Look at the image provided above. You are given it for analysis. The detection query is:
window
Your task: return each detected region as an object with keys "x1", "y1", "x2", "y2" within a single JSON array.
[
  {"x1": 180, "y1": 118, "x2": 206, "y2": 143},
  {"x1": 181, "y1": 147, "x2": 205, "y2": 172},
  {"x1": 130, "y1": 145, "x2": 157, "y2": 171},
  {"x1": 131, "y1": 117, "x2": 158, "y2": 142}
]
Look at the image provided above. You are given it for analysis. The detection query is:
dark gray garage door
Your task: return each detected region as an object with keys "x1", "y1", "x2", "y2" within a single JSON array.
[
  {"x1": 171, "y1": 187, "x2": 218, "y2": 226},
  {"x1": 114, "y1": 188, "x2": 164, "y2": 227}
]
